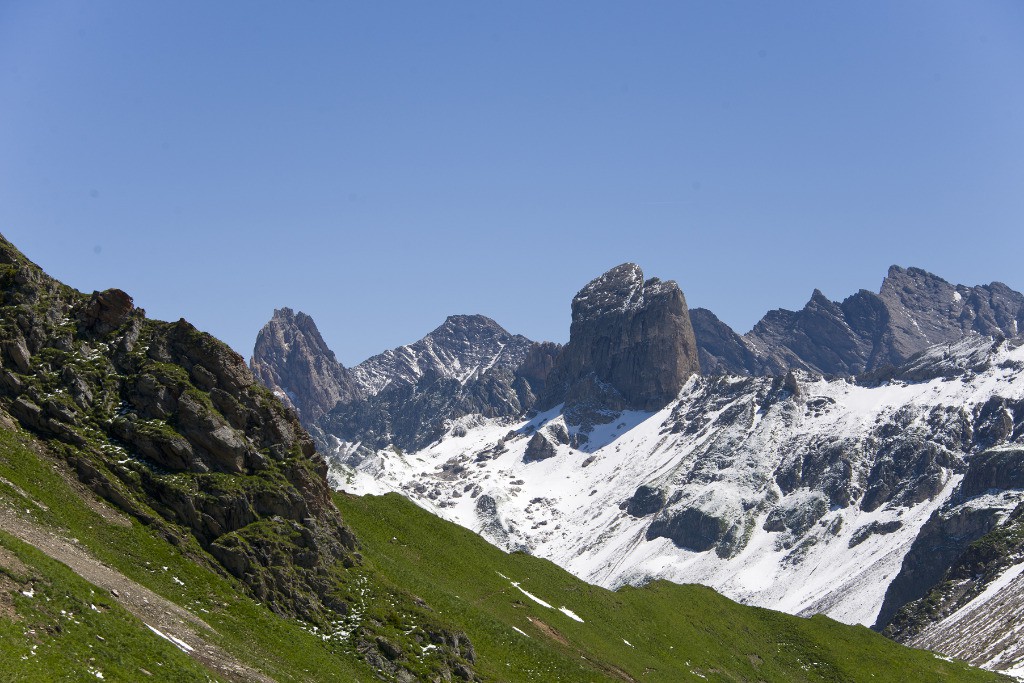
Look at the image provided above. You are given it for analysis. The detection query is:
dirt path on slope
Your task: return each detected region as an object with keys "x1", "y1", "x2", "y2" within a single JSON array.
[{"x1": 0, "y1": 507, "x2": 275, "y2": 683}]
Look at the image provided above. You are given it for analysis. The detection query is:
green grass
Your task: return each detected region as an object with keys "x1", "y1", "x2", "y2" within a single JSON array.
[
  {"x1": 0, "y1": 427, "x2": 378, "y2": 682},
  {"x1": 336, "y1": 491, "x2": 1011, "y2": 683},
  {"x1": 0, "y1": 420, "x2": 1011, "y2": 682},
  {"x1": 0, "y1": 531, "x2": 213, "y2": 682}
]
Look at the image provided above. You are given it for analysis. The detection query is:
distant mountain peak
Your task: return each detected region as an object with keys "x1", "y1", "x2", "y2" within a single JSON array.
[
  {"x1": 249, "y1": 308, "x2": 357, "y2": 426},
  {"x1": 696, "y1": 265, "x2": 1024, "y2": 377},
  {"x1": 543, "y1": 264, "x2": 700, "y2": 416}
]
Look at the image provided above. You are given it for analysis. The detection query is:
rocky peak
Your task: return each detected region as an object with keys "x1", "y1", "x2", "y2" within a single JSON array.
[
  {"x1": 878, "y1": 265, "x2": 1024, "y2": 365},
  {"x1": 701, "y1": 265, "x2": 1024, "y2": 378},
  {"x1": 351, "y1": 313, "x2": 534, "y2": 397},
  {"x1": 541, "y1": 263, "x2": 701, "y2": 416},
  {"x1": 249, "y1": 307, "x2": 358, "y2": 427},
  {"x1": 572, "y1": 263, "x2": 646, "y2": 317},
  {"x1": 80, "y1": 288, "x2": 135, "y2": 335}
]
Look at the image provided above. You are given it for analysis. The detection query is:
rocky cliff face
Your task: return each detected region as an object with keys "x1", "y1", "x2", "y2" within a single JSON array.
[
  {"x1": 876, "y1": 266, "x2": 1024, "y2": 364},
  {"x1": 698, "y1": 266, "x2": 1024, "y2": 377},
  {"x1": 885, "y1": 491, "x2": 1024, "y2": 673},
  {"x1": 539, "y1": 263, "x2": 701, "y2": 418},
  {"x1": 0, "y1": 235, "x2": 480, "y2": 681},
  {"x1": 250, "y1": 307, "x2": 359, "y2": 426},
  {"x1": 689, "y1": 308, "x2": 764, "y2": 376},
  {"x1": 251, "y1": 310, "x2": 561, "y2": 452},
  {"x1": 330, "y1": 315, "x2": 557, "y2": 452},
  {"x1": 0, "y1": 236, "x2": 357, "y2": 623},
  {"x1": 351, "y1": 314, "x2": 535, "y2": 396}
]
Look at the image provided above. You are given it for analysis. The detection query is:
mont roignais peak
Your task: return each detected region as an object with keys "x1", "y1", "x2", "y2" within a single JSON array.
[{"x1": 252, "y1": 263, "x2": 1024, "y2": 680}]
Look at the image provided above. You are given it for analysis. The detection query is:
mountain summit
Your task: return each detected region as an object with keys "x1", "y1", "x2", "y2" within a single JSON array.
[
  {"x1": 250, "y1": 307, "x2": 358, "y2": 424},
  {"x1": 540, "y1": 263, "x2": 701, "y2": 415},
  {"x1": 697, "y1": 265, "x2": 1024, "y2": 376}
]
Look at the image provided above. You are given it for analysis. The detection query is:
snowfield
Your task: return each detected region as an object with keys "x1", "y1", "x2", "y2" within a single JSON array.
[{"x1": 330, "y1": 336, "x2": 1024, "y2": 676}]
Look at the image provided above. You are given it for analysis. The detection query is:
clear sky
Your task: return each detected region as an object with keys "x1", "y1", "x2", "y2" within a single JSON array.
[{"x1": 2, "y1": 2, "x2": 1023, "y2": 365}]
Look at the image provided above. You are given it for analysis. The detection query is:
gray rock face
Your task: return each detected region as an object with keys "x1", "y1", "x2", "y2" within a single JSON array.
[
  {"x1": 646, "y1": 506, "x2": 732, "y2": 554},
  {"x1": 325, "y1": 315, "x2": 545, "y2": 451},
  {"x1": 871, "y1": 393, "x2": 1024, "y2": 635},
  {"x1": 885, "y1": 499, "x2": 1024, "y2": 674},
  {"x1": 689, "y1": 308, "x2": 763, "y2": 375},
  {"x1": 540, "y1": 264, "x2": 701, "y2": 415},
  {"x1": 693, "y1": 266, "x2": 1024, "y2": 377},
  {"x1": 877, "y1": 504, "x2": 1006, "y2": 630},
  {"x1": 523, "y1": 432, "x2": 557, "y2": 462},
  {"x1": 625, "y1": 484, "x2": 667, "y2": 517},
  {"x1": 80, "y1": 288, "x2": 135, "y2": 335},
  {"x1": 351, "y1": 314, "x2": 535, "y2": 397},
  {"x1": 250, "y1": 308, "x2": 359, "y2": 426},
  {"x1": 877, "y1": 267, "x2": 1024, "y2": 365}
]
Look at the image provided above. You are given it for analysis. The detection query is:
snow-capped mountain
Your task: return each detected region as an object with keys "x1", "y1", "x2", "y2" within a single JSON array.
[
  {"x1": 334, "y1": 334, "x2": 1024, "y2": 677},
  {"x1": 351, "y1": 314, "x2": 535, "y2": 396},
  {"x1": 252, "y1": 262, "x2": 1024, "y2": 678},
  {"x1": 251, "y1": 312, "x2": 561, "y2": 451}
]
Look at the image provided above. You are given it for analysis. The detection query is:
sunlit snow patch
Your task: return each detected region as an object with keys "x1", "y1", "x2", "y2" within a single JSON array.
[
  {"x1": 511, "y1": 582, "x2": 553, "y2": 609},
  {"x1": 558, "y1": 606, "x2": 584, "y2": 622},
  {"x1": 146, "y1": 624, "x2": 194, "y2": 653}
]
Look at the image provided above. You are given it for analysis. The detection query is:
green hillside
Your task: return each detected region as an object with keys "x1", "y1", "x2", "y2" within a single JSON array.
[
  {"x1": 337, "y1": 491, "x2": 1009, "y2": 683},
  {"x1": 1, "y1": 417, "x2": 1009, "y2": 682}
]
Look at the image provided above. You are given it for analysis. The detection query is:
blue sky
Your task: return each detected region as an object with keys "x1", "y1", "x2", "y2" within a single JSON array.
[{"x1": 2, "y1": 2, "x2": 1023, "y2": 364}]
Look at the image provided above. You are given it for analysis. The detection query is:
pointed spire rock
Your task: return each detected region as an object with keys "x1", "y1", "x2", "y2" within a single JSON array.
[
  {"x1": 541, "y1": 263, "x2": 701, "y2": 414},
  {"x1": 250, "y1": 308, "x2": 358, "y2": 425}
]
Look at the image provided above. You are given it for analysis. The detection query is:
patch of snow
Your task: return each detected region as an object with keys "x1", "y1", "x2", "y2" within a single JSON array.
[
  {"x1": 511, "y1": 582, "x2": 553, "y2": 609},
  {"x1": 146, "y1": 624, "x2": 194, "y2": 653},
  {"x1": 558, "y1": 607, "x2": 584, "y2": 622}
]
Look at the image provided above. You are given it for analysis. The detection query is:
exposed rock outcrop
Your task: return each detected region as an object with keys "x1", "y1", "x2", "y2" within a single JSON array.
[
  {"x1": 249, "y1": 307, "x2": 359, "y2": 427},
  {"x1": 0, "y1": 234, "x2": 481, "y2": 681},
  {"x1": 306, "y1": 314, "x2": 553, "y2": 452},
  {"x1": 689, "y1": 307, "x2": 763, "y2": 376},
  {"x1": 540, "y1": 263, "x2": 701, "y2": 418},
  {"x1": 879, "y1": 446, "x2": 1024, "y2": 634},
  {"x1": 0, "y1": 236, "x2": 359, "y2": 623},
  {"x1": 694, "y1": 266, "x2": 1024, "y2": 377},
  {"x1": 523, "y1": 432, "x2": 557, "y2": 462}
]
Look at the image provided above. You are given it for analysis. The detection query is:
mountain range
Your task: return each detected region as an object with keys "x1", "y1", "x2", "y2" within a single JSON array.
[
  {"x1": 3, "y1": 233, "x2": 1005, "y2": 681},
  {"x1": 0, "y1": 228, "x2": 1019, "y2": 680},
  {"x1": 251, "y1": 261, "x2": 1024, "y2": 680}
]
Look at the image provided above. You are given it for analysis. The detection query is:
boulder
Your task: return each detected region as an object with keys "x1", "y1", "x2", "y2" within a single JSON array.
[{"x1": 523, "y1": 432, "x2": 557, "y2": 462}]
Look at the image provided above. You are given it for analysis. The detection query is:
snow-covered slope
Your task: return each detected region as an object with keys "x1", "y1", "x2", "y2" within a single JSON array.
[
  {"x1": 331, "y1": 335, "x2": 1024, "y2": 677},
  {"x1": 908, "y1": 556, "x2": 1024, "y2": 677}
]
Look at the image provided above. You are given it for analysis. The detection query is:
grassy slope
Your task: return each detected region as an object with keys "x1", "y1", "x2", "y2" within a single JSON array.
[
  {"x1": 337, "y1": 492, "x2": 1010, "y2": 683},
  {"x1": 0, "y1": 417, "x2": 1011, "y2": 683},
  {"x1": 0, "y1": 530, "x2": 211, "y2": 683},
  {"x1": 0, "y1": 426, "x2": 378, "y2": 682}
]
